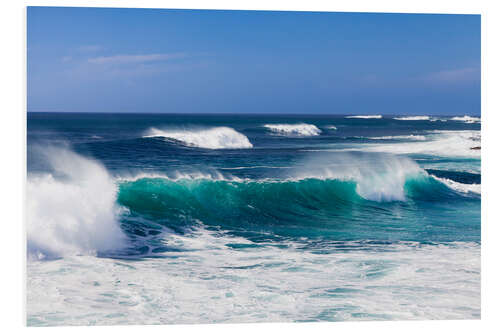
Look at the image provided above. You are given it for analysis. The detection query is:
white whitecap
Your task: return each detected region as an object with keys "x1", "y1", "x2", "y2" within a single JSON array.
[
  {"x1": 27, "y1": 147, "x2": 127, "y2": 260},
  {"x1": 450, "y1": 115, "x2": 481, "y2": 123},
  {"x1": 291, "y1": 152, "x2": 425, "y2": 202},
  {"x1": 431, "y1": 175, "x2": 481, "y2": 195},
  {"x1": 394, "y1": 116, "x2": 430, "y2": 121},
  {"x1": 342, "y1": 130, "x2": 480, "y2": 158},
  {"x1": 345, "y1": 115, "x2": 382, "y2": 119},
  {"x1": 145, "y1": 127, "x2": 253, "y2": 149},
  {"x1": 263, "y1": 123, "x2": 321, "y2": 136},
  {"x1": 367, "y1": 135, "x2": 427, "y2": 141}
]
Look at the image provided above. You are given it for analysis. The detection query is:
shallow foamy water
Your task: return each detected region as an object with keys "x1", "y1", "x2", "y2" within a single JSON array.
[{"x1": 27, "y1": 231, "x2": 480, "y2": 326}]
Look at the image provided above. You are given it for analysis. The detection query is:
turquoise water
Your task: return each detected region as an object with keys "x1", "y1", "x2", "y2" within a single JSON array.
[{"x1": 26, "y1": 113, "x2": 481, "y2": 325}]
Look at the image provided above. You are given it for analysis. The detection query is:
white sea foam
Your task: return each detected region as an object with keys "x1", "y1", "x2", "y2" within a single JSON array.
[
  {"x1": 27, "y1": 229, "x2": 480, "y2": 325},
  {"x1": 291, "y1": 153, "x2": 425, "y2": 202},
  {"x1": 27, "y1": 147, "x2": 127, "y2": 260},
  {"x1": 145, "y1": 127, "x2": 253, "y2": 149},
  {"x1": 432, "y1": 175, "x2": 481, "y2": 195},
  {"x1": 263, "y1": 123, "x2": 321, "y2": 136},
  {"x1": 115, "y1": 170, "x2": 244, "y2": 183},
  {"x1": 345, "y1": 115, "x2": 382, "y2": 119},
  {"x1": 394, "y1": 116, "x2": 430, "y2": 121},
  {"x1": 325, "y1": 125, "x2": 337, "y2": 130},
  {"x1": 367, "y1": 135, "x2": 426, "y2": 141},
  {"x1": 341, "y1": 130, "x2": 481, "y2": 158},
  {"x1": 450, "y1": 115, "x2": 480, "y2": 123}
]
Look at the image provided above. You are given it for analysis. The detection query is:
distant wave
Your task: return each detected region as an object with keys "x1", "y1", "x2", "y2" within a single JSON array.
[
  {"x1": 367, "y1": 135, "x2": 426, "y2": 141},
  {"x1": 263, "y1": 123, "x2": 321, "y2": 136},
  {"x1": 345, "y1": 115, "x2": 382, "y2": 119},
  {"x1": 342, "y1": 130, "x2": 481, "y2": 158},
  {"x1": 144, "y1": 127, "x2": 253, "y2": 149},
  {"x1": 429, "y1": 117, "x2": 447, "y2": 122},
  {"x1": 451, "y1": 116, "x2": 481, "y2": 124},
  {"x1": 325, "y1": 125, "x2": 337, "y2": 130},
  {"x1": 394, "y1": 116, "x2": 430, "y2": 121}
]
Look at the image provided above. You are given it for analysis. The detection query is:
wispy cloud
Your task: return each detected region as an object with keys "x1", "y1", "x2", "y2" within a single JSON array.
[
  {"x1": 423, "y1": 67, "x2": 480, "y2": 83},
  {"x1": 61, "y1": 56, "x2": 72, "y2": 63},
  {"x1": 87, "y1": 53, "x2": 187, "y2": 65}
]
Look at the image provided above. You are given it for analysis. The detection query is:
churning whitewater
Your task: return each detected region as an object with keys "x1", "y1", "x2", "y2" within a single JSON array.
[{"x1": 27, "y1": 113, "x2": 481, "y2": 326}]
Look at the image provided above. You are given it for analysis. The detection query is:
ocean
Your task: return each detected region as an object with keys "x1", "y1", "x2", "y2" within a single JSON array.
[{"x1": 26, "y1": 113, "x2": 481, "y2": 325}]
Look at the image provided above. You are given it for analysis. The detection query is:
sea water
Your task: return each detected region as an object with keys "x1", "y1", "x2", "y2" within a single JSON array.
[{"x1": 26, "y1": 113, "x2": 481, "y2": 325}]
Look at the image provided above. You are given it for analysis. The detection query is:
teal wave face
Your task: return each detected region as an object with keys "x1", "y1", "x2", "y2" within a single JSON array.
[{"x1": 117, "y1": 176, "x2": 480, "y2": 243}]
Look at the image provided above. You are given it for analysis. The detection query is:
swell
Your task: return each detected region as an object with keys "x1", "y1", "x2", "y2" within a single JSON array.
[{"x1": 116, "y1": 175, "x2": 477, "y2": 238}]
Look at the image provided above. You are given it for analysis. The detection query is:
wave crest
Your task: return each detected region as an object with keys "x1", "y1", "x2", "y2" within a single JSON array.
[
  {"x1": 27, "y1": 147, "x2": 127, "y2": 260},
  {"x1": 345, "y1": 115, "x2": 382, "y2": 119},
  {"x1": 264, "y1": 123, "x2": 321, "y2": 136},
  {"x1": 431, "y1": 175, "x2": 481, "y2": 195},
  {"x1": 394, "y1": 116, "x2": 430, "y2": 121},
  {"x1": 451, "y1": 115, "x2": 481, "y2": 123},
  {"x1": 145, "y1": 127, "x2": 253, "y2": 149}
]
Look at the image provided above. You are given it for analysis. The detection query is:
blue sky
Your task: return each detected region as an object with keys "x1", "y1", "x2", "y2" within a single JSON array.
[{"x1": 27, "y1": 7, "x2": 480, "y2": 115}]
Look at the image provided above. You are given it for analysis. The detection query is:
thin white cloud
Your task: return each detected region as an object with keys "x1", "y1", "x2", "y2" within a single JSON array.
[
  {"x1": 88, "y1": 53, "x2": 186, "y2": 65},
  {"x1": 424, "y1": 67, "x2": 479, "y2": 83}
]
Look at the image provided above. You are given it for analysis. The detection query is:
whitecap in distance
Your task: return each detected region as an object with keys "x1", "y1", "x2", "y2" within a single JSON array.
[
  {"x1": 451, "y1": 115, "x2": 481, "y2": 124},
  {"x1": 345, "y1": 115, "x2": 382, "y2": 119},
  {"x1": 394, "y1": 116, "x2": 430, "y2": 121},
  {"x1": 263, "y1": 123, "x2": 322, "y2": 136},
  {"x1": 145, "y1": 127, "x2": 253, "y2": 149}
]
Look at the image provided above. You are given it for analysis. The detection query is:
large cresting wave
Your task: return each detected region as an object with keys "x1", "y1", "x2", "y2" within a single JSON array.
[
  {"x1": 27, "y1": 147, "x2": 127, "y2": 260},
  {"x1": 145, "y1": 127, "x2": 253, "y2": 149}
]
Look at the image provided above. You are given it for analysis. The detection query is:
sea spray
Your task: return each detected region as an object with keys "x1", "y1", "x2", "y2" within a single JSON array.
[
  {"x1": 144, "y1": 127, "x2": 253, "y2": 149},
  {"x1": 263, "y1": 123, "x2": 322, "y2": 136},
  {"x1": 289, "y1": 152, "x2": 426, "y2": 201},
  {"x1": 27, "y1": 147, "x2": 127, "y2": 259}
]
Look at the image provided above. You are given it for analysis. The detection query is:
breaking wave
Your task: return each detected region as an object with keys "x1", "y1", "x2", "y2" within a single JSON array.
[
  {"x1": 27, "y1": 147, "x2": 127, "y2": 260},
  {"x1": 263, "y1": 123, "x2": 322, "y2": 136},
  {"x1": 367, "y1": 135, "x2": 426, "y2": 141},
  {"x1": 345, "y1": 115, "x2": 382, "y2": 119},
  {"x1": 394, "y1": 116, "x2": 430, "y2": 121},
  {"x1": 451, "y1": 115, "x2": 481, "y2": 123},
  {"x1": 431, "y1": 175, "x2": 481, "y2": 195},
  {"x1": 144, "y1": 127, "x2": 253, "y2": 149},
  {"x1": 348, "y1": 130, "x2": 481, "y2": 158}
]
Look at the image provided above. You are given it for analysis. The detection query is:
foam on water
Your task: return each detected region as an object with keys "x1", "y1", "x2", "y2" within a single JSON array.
[
  {"x1": 27, "y1": 147, "x2": 127, "y2": 259},
  {"x1": 451, "y1": 115, "x2": 481, "y2": 123},
  {"x1": 144, "y1": 127, "x2": 253, "y2": 149},
  {"x1": 345, "y1": 115, "x2": 382, "y2": 119},
  {"x1": 432, "y1": 175, "x2": 481, "y2": 195},
  {"x1": 367, "y1": 135, "x2": 426, "y2": 141},
  {"x1": 341, "y1": 130, "x2": 481, "y2": 158},
  {"x1": 290, "y1": 153, "x2": 425, "y2": 202},
  {"x1": 264, "y1": 123, "x2": 322, "y2": 136},
  {"x1": 114, "y1": 169, "x2": 242, "y2": 183},
  {"x1": 394, "y1": 116, "x2": 430, "y2": 121},
  {"x1": 27, "y1": 226, "x2": 480, "y2": 326}
]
